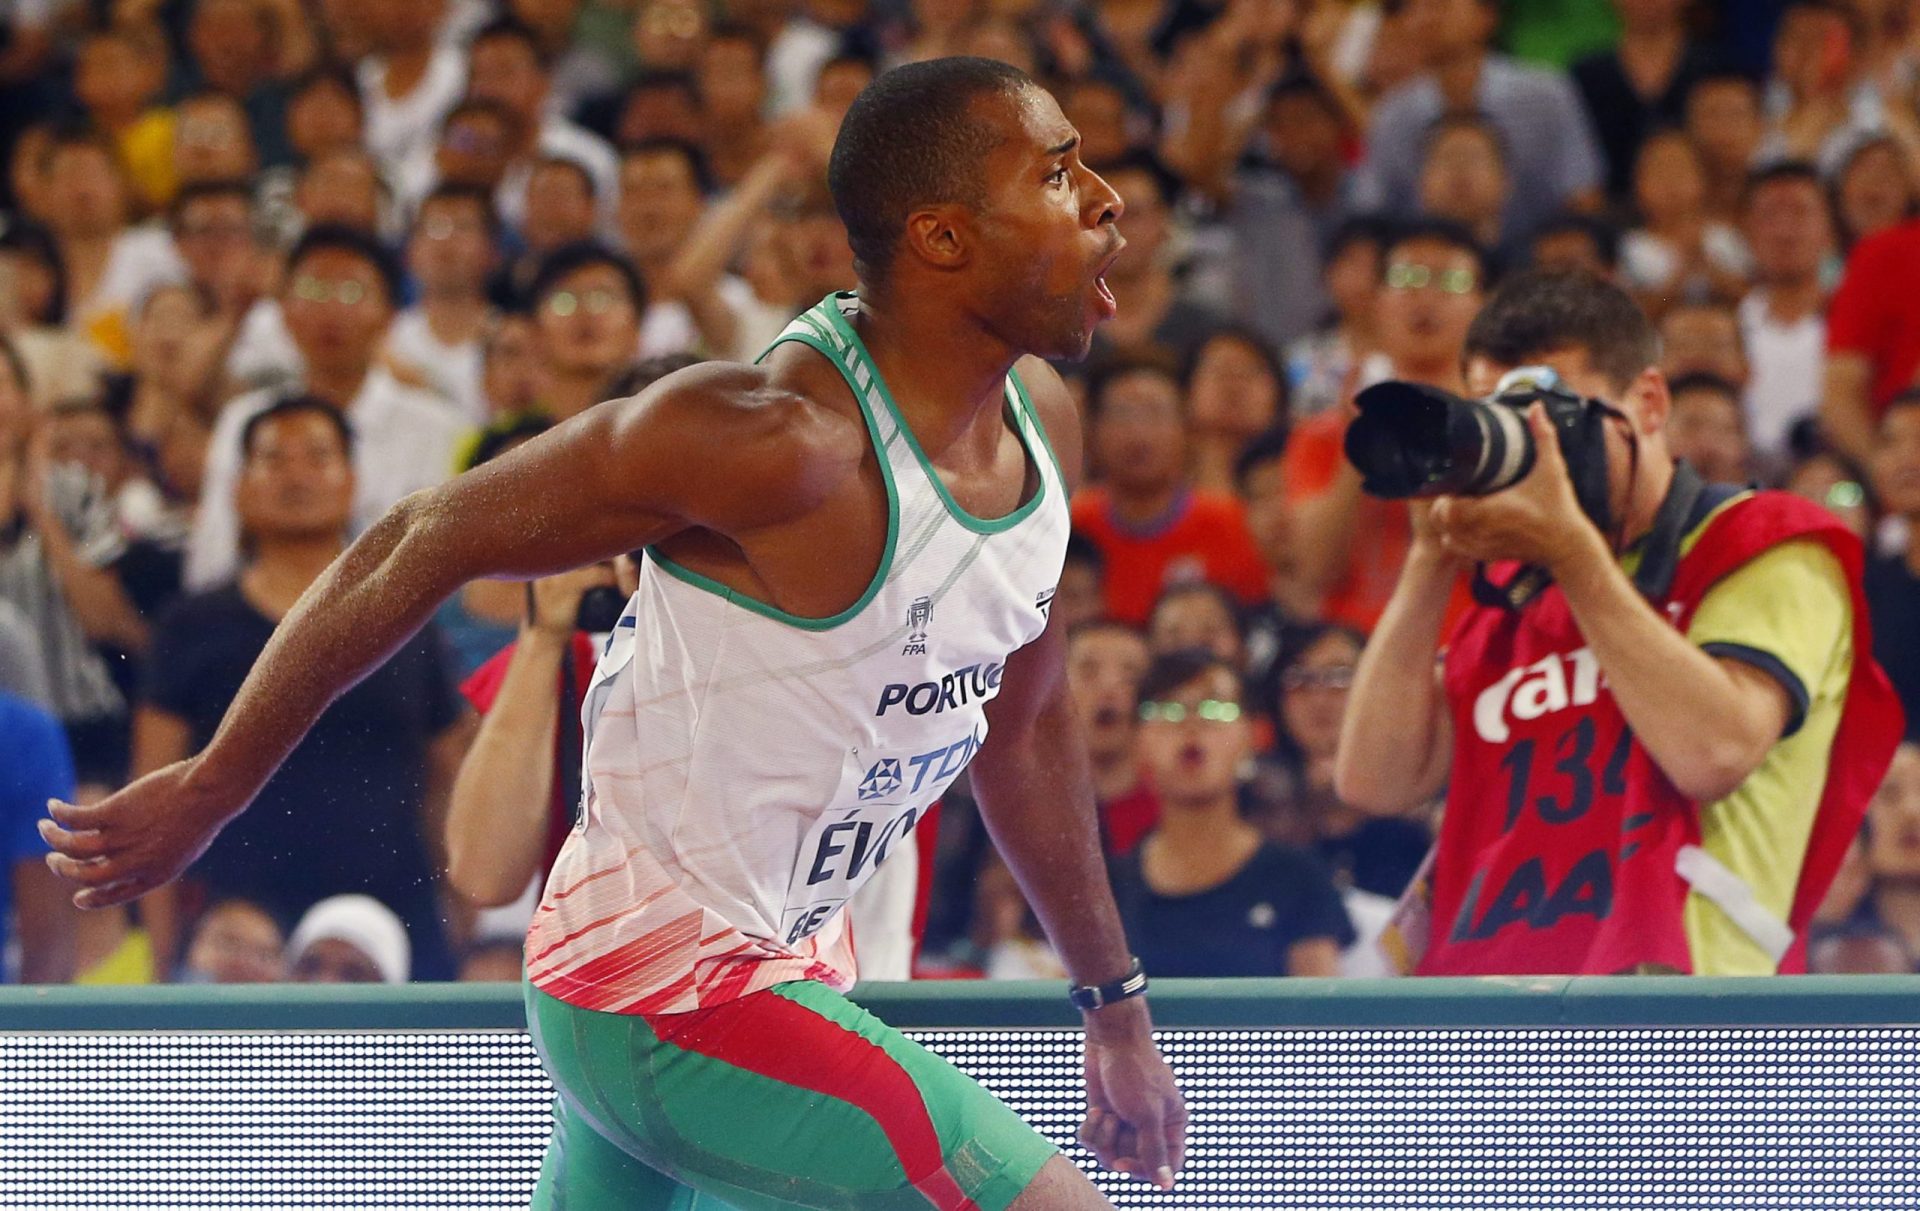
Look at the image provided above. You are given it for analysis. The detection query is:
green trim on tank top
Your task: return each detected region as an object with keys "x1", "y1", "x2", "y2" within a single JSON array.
[
  {"x1": 641, "y1": 322, "x2": 902, "y2": 632},
  {"x1": 1004, "y1": 364, "x2": 1066, "y2": 495},
  {"x1": 819, "y1": 292, "x2": 1051, "y2": 536}
]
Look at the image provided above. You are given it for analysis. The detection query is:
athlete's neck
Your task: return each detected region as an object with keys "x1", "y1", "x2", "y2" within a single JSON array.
[{"x1": 850, "y1": 285, "x2": 1023, "y2": 453}]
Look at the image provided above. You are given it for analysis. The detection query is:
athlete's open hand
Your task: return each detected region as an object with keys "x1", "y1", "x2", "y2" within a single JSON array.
[
  {"x1": 1079, "y1": 1017, "x2": 1186, "y2": 1191},
  {"x1": 39, "y1": 759, "x2": 233, "y2": 909}
]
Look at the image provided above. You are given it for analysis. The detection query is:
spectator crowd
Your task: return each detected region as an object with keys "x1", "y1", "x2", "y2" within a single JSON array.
[{"x1": 3, "y1": 0, "x2": 1920, "y2": 986}]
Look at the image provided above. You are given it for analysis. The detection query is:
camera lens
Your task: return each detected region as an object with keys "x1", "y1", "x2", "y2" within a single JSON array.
[
  {"x1": 1463, "y1": 401, "x2": 1535, "y2": 494},
  {"x1": 1345, "y1": 380, "x2": 1538, "y2": 499},
  {"x1": 575, "y1": 585, "x2": 627, "y2": 633}
]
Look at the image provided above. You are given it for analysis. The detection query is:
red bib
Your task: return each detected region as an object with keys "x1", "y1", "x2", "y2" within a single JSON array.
[{"x1": 1420, "y1": 489, "x2": 1903, "y2": 976}]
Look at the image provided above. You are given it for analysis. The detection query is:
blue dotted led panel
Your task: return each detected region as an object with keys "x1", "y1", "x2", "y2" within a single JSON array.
[{"x1": 2, "y1": 1026, "x2": 1918, "y2": 1207}]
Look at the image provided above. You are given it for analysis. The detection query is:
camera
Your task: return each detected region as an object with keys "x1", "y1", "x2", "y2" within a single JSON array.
[
  {"x1": 575, "y1": 585, "x2": 627, "y2": 632},
  {"x1": 1342, "y1": 365, "x2": 1616, "y2": 529}
]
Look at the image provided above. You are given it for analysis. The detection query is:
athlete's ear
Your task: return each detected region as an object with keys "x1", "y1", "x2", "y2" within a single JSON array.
[{"x1": 902, "y1": 204, "x2": 971, "y2": 272}]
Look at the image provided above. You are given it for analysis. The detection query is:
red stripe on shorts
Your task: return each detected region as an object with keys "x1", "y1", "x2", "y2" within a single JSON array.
[{"x1": 646, "y1": 992, "x2": 981, "y2": 1211}]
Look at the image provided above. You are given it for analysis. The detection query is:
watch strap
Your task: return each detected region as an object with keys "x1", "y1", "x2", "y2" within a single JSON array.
[{"x1": 1068, "y1": 957, "x2": 1148, "y2": 1011}]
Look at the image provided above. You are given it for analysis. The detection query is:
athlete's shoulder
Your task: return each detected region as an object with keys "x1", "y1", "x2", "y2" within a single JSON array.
[
  {"x1": 1013, "y1": 356, "x2": 1085, "y2": 490},
  {"x1": 608, "y1": 358, "x2": 869, "y2": 531}
]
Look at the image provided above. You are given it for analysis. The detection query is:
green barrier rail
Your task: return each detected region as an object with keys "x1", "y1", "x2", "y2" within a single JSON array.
[{"x1": 5, "y1": 973, "x2": 1920, "y2": 1031}]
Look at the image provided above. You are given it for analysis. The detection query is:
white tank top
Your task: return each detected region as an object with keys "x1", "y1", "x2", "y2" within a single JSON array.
[{"x1": 525, "y1": 293, "x2": 1072, "y2": 1014}]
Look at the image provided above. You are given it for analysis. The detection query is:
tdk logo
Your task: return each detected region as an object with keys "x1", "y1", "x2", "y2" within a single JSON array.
[
  {"x1": 876, "y1": 662, "x2": 1004, "y2": 716},
  {"x1": 1473, "y1": 648, "x2": 1602, "y2": 742}
]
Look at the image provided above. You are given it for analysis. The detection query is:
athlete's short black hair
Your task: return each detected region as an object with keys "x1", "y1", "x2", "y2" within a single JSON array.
[
  {"x1": 827, "y1": 56, "x2": 1034, "y2": 281},
  {"x1": 1463, "y1": 269, "x2": 1658, "y2": 394}
]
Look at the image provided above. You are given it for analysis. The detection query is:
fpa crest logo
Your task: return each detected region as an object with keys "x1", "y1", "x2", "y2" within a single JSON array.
[
  {"x1": 857, "y1": 758, "x2": 903, "y2": 800},
  {"x1": 902, "y1": 595, "x2": 932, "y2": 655}
]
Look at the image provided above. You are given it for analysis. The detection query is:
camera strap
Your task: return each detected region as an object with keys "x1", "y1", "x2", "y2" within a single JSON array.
[{"x1": 1469, "y1": 560, "x2": 1551, "y2": 611}]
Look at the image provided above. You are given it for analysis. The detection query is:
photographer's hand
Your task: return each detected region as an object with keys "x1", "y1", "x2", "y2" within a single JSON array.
[
  {"x1": 527, "y1": 564, "x2": 617, "y2": 637},
  {"x1": 1429, "y1": 405, "x2": 1609, "y2": 575}
]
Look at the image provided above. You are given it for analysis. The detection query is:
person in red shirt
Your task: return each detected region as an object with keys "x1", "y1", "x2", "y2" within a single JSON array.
[
  {"x1": 1285, "y1": 219, "x2": 1488, "y2": 632},
  {"x1": 1071, "y1": 351, "x2": 1268, "y2": 624},
  {"x1": 1824, "y1": 217, "x2": 1920, "y2": 463},
  {"x1": 443, "y1": 564, "x2": 613, "y2": 908}
]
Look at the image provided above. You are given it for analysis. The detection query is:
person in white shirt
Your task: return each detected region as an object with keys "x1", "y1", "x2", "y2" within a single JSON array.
[
  {"x1": 619, "y1": 137, "x2": 788, "y2": 360},
  {"x1": 38, "y1": 129, "x2": 186, "y2": 367},
  {"x1": 391, "y1": 97, "x2": 517, "y2": 221},
  {"x1": 357, "y1": 0, "x2": 468, "y2": 183},
  {"x1": 495, "y1": 156, "x2": 600, "y2": 301},
  {"x1": 462, "y1": 17, "x2": 619, "y2": 240},
  {"x1": 1737, "y1": 160, "x2": 1836, "y2": 467},
  {"x1": 385, "y1": 185, "x2": 498, "y2": 422},
  {"x1": 187, "y1": 226, "x2": 466, "y2": 590}
]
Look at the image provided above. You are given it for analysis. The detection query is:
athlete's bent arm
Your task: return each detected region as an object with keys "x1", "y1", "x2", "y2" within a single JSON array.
[
  {"x1": 1335, "y1": 516, "x2": 1460, "y2": 814},
  {"x1": 969, "y1": 359, "x2": 1185, "y2": 1191},
  {"x1": 41, "y1": 363, "x2": 864, "y2": 908}
]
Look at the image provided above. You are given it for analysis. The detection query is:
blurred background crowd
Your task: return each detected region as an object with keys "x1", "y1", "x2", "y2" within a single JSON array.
[{"x1": 3, "y1": 0, "x2": 1920, "y2": 987}]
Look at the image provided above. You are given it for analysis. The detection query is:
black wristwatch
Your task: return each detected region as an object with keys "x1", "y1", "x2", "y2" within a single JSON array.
[{"x1": 1068, "y1": 957, "x2": 1149, "y2": 1011}]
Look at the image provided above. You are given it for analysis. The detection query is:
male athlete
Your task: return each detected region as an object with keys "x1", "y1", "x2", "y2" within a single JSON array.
[{"x1": 41, "y1": 58, "x2": 1184, "y2": 1211}]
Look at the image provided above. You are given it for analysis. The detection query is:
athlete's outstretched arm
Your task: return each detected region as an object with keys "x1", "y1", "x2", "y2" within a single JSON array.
[{"x1": 42, "y1": 363, "x2": 863, "y2": 908}]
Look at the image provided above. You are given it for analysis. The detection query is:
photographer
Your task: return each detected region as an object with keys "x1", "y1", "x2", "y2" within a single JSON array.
[
  {"x1": 443, "y1": 563, "x2": 621, "y2": 909},
  {"x1": 1337, "y1": 270, "x2": 1902, "y2": 976}
]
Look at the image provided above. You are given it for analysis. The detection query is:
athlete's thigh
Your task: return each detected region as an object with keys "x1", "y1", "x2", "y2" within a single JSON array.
[
  {"x1": 532, "y1": 1095, "x2": 720, "y2": 1211},
  {"x1": 527, "y1": 979, "x2": 1059, "y2": 1211}
]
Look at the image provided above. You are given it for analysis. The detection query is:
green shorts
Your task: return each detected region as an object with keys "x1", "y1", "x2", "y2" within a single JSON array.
[{"x1": 524, "y1": 980, "x2": 1060, "y2": 1211}]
